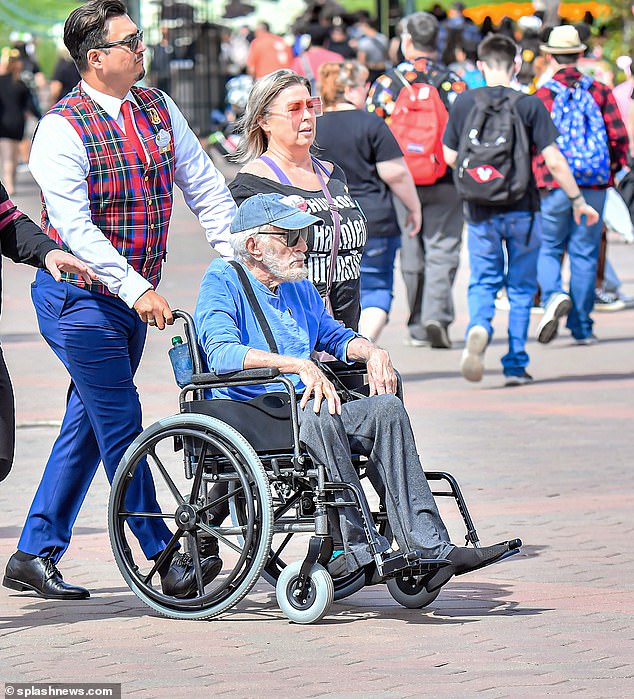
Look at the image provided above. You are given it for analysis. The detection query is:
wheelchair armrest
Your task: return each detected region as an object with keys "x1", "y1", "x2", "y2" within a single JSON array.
[
  {"x1": 191, "y1": 368, "x2": 280, "y2": 385},
  {"x1": 316, "y1": 360, "x2": 367, "y2": 375}
]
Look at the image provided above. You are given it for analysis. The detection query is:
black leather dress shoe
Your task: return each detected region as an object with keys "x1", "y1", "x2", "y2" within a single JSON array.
[
  {"x1": 3, "y1": 553, "x2": 90, "y2": 600},
  {"x1": 160, "y1": 551, "x2": 223, "y2": 598}
]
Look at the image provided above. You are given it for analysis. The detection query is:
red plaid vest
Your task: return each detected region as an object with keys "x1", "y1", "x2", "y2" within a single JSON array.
[{"x1": 41, "y1": 84, "x2": 175, "y2": 295}]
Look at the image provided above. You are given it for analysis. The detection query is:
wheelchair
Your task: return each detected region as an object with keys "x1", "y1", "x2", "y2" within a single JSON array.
[{"x1": 108, "y1": 310, "x2": 521, "y2": 623}]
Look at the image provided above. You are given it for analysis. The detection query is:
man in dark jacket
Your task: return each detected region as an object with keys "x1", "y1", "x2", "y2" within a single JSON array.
[{"x1": 0, "y1": 180, "x2": 94, "y2": 482}]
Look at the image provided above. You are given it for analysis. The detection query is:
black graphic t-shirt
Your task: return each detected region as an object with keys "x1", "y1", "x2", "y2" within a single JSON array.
[{"x1": 229, "y1": 164, "x2": 367, "y2": 287}]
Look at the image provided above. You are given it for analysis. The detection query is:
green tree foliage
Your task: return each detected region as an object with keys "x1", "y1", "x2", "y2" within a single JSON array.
[{"x1": 0, "y1": 0, "x2": 81, "y2": 76}]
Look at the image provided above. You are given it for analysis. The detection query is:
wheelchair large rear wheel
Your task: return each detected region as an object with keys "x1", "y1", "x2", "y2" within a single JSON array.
[{"x1": 109, "y1": 414, "x2": 273, "y2": 620}]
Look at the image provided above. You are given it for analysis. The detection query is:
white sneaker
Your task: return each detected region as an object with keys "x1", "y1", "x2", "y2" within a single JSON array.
[
  {"x1": 536, "y1": 293, "x2": 572, "y2": 344},
  {"x1": 460, "y1": 326, "x2": 489, "y2": 382}
]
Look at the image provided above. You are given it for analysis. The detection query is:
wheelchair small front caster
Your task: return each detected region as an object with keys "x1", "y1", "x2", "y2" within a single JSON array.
[
  {"x1": 386, "y1": 574, "x2": 440, "y2": 609},
  {"x1": 276, "y1": 560, "x2": 334, "y2": 624}
]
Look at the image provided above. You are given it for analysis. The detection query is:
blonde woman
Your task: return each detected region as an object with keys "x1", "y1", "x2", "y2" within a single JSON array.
[
  {"x1": 230, "y1": 69, "x2": 367, "y2": 330},
  {"x1": 316, "y1": 61, "x2": 421, "y2": 341}
]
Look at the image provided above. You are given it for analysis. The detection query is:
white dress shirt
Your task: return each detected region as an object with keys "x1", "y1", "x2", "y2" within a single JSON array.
[{"x1": 29, "y1": 80, "x2": 236, "y2": 307}]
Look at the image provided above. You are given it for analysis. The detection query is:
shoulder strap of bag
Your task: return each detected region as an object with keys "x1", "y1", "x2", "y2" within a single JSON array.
[
  {"x1": 545, "y1": 78, "x2": 568, "y2": 96},
  {"x1": 393, "y1": 67, "x2": 416, "y2": 98},
  {"x1": 311, "y1": 156, "x2": 341, "y2": 310},
  {"x1": 229, "y1": 260, "x2": 279, "y2": 354}
]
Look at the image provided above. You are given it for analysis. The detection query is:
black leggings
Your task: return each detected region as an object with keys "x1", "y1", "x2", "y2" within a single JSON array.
[{"x1": 0, "y1": 345, "x2": 15, "y2": 482}]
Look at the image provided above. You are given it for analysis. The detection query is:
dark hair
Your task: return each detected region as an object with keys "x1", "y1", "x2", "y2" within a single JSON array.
[
  {"x1": 404, "y1": 12, "x2": 439, "y2": 53},
  {"x1": 477, "y1": 32, "x2": 517, "y2": 71},
  {"x1": 64, "y1": 0, "x2": 127, "y2": 74},
  {"x1": 552, "y1": 52, "x2": 578, "y2": 65},
  {"x1": 307, "y1": 25, "x2": 330, "y2": 48},
  {"x1": 480, "y1": 16, "x2": 495, "y2": 36},
  {"x1": 442, "y1": 28, "x2": 465, "y2": 66}
]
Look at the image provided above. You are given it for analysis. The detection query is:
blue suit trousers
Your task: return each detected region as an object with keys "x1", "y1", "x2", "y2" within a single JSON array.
[{"x1": 18, "y1": 270, "x2": 172, "y2": 562}]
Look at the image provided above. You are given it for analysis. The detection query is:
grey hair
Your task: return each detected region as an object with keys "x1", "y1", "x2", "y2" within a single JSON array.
[
  {"x1": 230, "y1": 225, "x2": 274, "y2": 261},
  {"x1": 233, "y1": 69, "x2": 311, "y2": 163}
]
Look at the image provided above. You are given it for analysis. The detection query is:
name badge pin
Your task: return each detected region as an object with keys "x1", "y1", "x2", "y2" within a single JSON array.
[
  {"x1": 155, "y1": 129, "x2": 172, "y2": 153},
  {"x1": 148, "y1": 107, "x2": 161, "y2": 124}
]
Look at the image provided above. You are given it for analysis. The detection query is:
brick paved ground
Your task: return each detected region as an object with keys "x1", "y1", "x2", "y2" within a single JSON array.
[{"x1": 1, "y1": 172, "x2": 633, "y2": 698}]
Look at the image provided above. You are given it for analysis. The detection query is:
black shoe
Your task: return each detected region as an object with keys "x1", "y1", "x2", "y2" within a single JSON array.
[
  {"x1": 424, "y1": 543, "x2": 511, "y2": 593},
  {"x1": 3, "y1": 552, "x2": 90, "y2": 600},
  {"x1": 424, "y1": 320, "x2": 452, "y2": 349},
  {"x1": 160, "y1": 551, "x2": 223, "y2": 599},
  {"x1": 504, "y1": 371, "x2": 534, "y2": 387},
  {"x1": 198, "y1": 534, "x2": 220, "y2": 558}
]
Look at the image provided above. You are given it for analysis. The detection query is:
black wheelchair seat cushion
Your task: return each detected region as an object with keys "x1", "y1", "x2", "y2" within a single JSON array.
[{"x1": 183, "y1": 393, "x2": 294, "y2": 452}]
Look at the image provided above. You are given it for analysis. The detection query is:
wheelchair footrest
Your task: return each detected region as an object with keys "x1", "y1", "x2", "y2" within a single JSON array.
[{"x1": 378, "y1": 551, "x2": 451, "y2": 580}]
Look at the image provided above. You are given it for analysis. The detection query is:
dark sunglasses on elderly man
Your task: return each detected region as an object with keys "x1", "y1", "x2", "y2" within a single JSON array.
[
  {"x1": 258, "y1": 227, "x2": 309, "y2": 247},
  {"x1": 95, "y1": 30, "x2": 144, "y2": 53}
]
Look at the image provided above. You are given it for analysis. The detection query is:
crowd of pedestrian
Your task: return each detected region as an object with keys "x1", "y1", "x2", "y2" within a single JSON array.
[{"x1": 0, "y1": 0, "x2": 632, "y2": 603}]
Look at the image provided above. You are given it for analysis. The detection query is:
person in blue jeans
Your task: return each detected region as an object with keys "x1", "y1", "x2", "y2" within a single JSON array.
[
  {"x1": 443, "y1": 33, "x2": 598, "y2": 385},
  {"x1": 533, "y1": 26, "x2": 629, "y2": 344}
]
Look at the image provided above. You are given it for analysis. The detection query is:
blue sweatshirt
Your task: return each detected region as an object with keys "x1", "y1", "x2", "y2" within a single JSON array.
[{"x1": 194, "y1": 258, "x2": 357, "y2": 401}]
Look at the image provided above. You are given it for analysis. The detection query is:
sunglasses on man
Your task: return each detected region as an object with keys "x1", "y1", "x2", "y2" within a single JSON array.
[
  {"x1": 95, "y1": 29, "x2": 144, "y2": 53},
  {"x1": 258, "y1": 227, "x2": 310, "y2": 247}
]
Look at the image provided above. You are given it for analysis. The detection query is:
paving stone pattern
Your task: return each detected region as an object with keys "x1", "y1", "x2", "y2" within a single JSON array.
[{"x1": 1, "y1": 174, "x2": 633, "y2": 697}]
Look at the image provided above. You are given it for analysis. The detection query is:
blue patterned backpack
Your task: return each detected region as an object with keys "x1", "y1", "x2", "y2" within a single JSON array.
[{"x1": 546, "y1": 75, "x2": 610, "y2": 186}]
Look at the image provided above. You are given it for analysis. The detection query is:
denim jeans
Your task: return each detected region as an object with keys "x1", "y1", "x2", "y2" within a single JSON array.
[
  {"x1": 466, "y1": 210, "x2": 541, "y2": 376},
  {"x1": 538, "y1": 188, "x2": 607, "y2": 339},
  {"x1": 360, "y1": 235, "x2": 401, "y2": 313}
]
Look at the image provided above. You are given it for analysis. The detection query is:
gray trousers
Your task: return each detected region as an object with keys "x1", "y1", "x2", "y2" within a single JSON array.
[
  {"x1": 400, "y1": 181, "x2": 464, "y2": 331},
  {"x1": 298, "y1": 393, "x2": 452, "y2": 570}
]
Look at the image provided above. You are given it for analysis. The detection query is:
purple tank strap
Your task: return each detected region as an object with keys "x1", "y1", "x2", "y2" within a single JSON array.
[{"x1": 258, "y1": 155, "x2": 292, "y2": 185}]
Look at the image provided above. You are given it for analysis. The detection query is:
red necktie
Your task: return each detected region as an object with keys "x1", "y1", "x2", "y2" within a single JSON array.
[{"x1": 121, "y1": 100, "x2": 146, "y2": 162}]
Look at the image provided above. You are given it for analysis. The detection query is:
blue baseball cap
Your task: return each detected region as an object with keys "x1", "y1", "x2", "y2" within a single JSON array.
[{"x1": 230, "y1": 193, "x2": 323, "y2": 234}]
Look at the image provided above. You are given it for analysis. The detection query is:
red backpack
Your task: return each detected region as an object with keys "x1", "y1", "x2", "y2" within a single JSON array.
[{"x1": 389, "y1": 69, "x2": 449, "y2": 186}]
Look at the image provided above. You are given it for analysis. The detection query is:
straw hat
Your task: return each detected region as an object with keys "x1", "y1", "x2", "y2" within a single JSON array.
[{"x1": 540, "y1": 25, "x2": 587, "y2": 55}]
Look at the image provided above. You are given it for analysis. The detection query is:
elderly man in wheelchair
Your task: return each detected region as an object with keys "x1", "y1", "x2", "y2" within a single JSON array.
[{"x1": 107, "y1": 192, "x2": 520, "y2": 623}]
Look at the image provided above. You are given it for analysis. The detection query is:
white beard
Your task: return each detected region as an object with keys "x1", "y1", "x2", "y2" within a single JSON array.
[{"x1": 261, "y1": 246, "x2": 308, "y2": 283}]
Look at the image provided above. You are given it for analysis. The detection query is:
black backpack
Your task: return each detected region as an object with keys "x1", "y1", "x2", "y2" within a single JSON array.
[{"x1": 454, "y1": 89, "x2": 531, "y2": 205}]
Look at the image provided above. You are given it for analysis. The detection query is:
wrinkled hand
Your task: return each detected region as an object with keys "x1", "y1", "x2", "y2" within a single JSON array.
[
  {"x1": 44, "y1": 250, "x2": 97, "y2": 284},
  {"x1": 133, "y1": 289, "x2": 173, "y2": 330},
  {"x1": 365, "y1": 347, "x2": 398, "y2": 396},
  {"x1": 406, "y1": 208, "x2": 423, "y2": 238},
  {"x1": 298, "y1": 359, "x2": 341, "y2": 415},
  {"x1": 573, "y1": 201, "x2": 599, "y2": 226}
]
